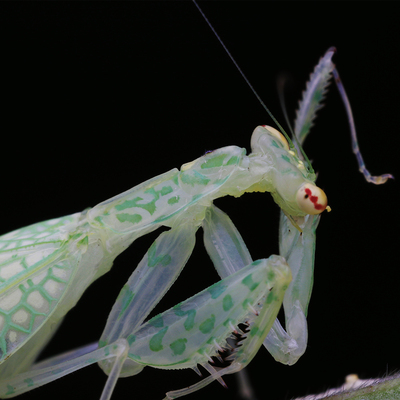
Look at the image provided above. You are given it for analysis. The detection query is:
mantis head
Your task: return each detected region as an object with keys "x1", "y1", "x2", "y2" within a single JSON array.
[{"x1": 250, "y1": 125, "x2": 328, "y2": 218}]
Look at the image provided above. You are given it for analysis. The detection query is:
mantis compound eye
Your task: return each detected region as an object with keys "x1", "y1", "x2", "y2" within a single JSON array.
[
  {"x1": 262, "y1": 125, "x2": 289, "y2": 151},
  {"x1": 296, "y1": 183, "x2": 328, "y2": 214}
]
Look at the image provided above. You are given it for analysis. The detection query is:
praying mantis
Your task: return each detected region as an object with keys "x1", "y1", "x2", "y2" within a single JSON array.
[{"x1": 1, "y1": 3, "x2": 398, "y2": 400}]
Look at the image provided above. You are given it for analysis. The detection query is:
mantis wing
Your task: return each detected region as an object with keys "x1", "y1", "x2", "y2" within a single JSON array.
[{"x1": 0, "y1": 214, "x2": 83, "y2": 375}]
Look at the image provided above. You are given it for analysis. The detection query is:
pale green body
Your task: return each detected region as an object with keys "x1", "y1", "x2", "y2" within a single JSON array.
[
  {"x1": 0, "y1": 135, "x2": 299, "y2": 397},
  {"x1": 0, "y1": 48, "x2": 332, "y2": 400},
  {"x1": 0, "y1": 47, "x2": 390, "y2": 400}
]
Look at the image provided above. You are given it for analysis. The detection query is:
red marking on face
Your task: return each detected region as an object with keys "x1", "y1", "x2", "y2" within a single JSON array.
[{"x1": 305, "y1": 188, "x2": 325, "y2": 211}]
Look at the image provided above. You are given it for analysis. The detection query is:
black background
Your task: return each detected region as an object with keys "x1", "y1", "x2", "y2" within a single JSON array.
[{"x1": 2, "y1": 3, "x2": 399, "y2": 400}]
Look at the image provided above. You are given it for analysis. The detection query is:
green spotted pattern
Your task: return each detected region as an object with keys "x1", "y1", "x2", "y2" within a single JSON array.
[
  {"x1": 88, "y1": 146, "x2": 245, "y2": 234},
  {"x1": 116, "y1": 285, "x2": 135, "y2": 320},
  {"x1": 241, "y1": 274, "x2": 259, "y2": 292},
  {"x1": 173, "y1": 305, "x2": 196, "y2": 331},
  {"x1": 126, "y1": 257, "x2": 288, "y2": 370},
  {"x1": 222, "y1": 295, "x2": 233, "y2": 311},
  {"x1": 199, "y1": 315, "x2": 215, "y2": 334},
  {"x1": 149, "y1": 327, "x2": 168, "y2": 352},
  {"x1": 147, "y1": 242, "x2": 171, "y2": 268},
  {"x1": 169, "y1": 338, "x2": 187, "y2": 355}
]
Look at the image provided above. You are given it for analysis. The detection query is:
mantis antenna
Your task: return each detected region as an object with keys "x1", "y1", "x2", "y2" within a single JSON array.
[
  {"x1": 193, "y1": 1, "x2": 393, "y2": 185},
  {"x1": 191, "y1": 0, "x2": 315, "y2": 175}
]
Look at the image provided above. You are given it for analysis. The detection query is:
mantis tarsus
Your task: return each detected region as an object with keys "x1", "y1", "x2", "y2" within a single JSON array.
[{"x1": 1, "y1": 3, "x2": 398, "y2": 400}]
